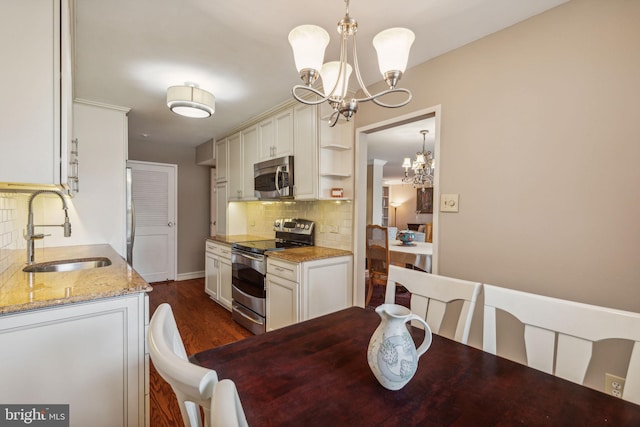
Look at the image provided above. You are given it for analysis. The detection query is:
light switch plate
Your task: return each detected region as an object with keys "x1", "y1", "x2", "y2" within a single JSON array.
[{"x1": 440, "y1": 194, "x2": 459, "y2": 212}]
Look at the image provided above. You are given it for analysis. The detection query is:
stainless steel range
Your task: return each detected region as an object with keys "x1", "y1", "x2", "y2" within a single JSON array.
[{"x1": 231, "y1": 218, "x2": 314, "y2": 334}]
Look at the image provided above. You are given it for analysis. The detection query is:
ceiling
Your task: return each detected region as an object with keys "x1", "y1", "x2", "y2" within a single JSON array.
[{"x1": 73, "y1": 0, "x2": 567, "y2": 166}]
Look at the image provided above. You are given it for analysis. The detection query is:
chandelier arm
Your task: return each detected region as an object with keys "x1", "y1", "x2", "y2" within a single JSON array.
[
  {"x1": 353, "y1": 87, "x2": 413, "y2": 108},
  {"x1": 292, "y1": 85, "x2": 332, "y2": 105},
  {"x1": 351, "y1": 33, "x2": 375, "y2": 99}
]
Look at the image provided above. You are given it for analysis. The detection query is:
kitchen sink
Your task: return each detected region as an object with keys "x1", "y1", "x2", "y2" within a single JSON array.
[{"x1": 23, "y1": 257, "x2": 112, "y2": 273}]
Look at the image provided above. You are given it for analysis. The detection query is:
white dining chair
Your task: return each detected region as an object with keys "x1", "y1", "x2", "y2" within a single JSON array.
[
  {"x1": 149, "y1": 303, "x2": 219, "y2": 427},
  {"x1": 210, "y1": 379, "x2": 249, "y2": 427},
  {"x1": 412, "y1": 231, "x2": 426, "y2": 242},
  {"x1": 384, "y1": 265, "x2": 481, "y2": 344},
  {"x1": 483, "y1": 284, "x2": 640, "y2": 405}
]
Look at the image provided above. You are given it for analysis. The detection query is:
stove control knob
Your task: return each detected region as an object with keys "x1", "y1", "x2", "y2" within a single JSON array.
[{"x1": 304, "y1": 224, "x2": 310, "y2": 230}]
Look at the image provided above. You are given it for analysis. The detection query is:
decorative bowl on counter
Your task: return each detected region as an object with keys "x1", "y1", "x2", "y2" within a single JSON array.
[{"x1": 396, "y1": 231, "x2": 415, "y2": 246}]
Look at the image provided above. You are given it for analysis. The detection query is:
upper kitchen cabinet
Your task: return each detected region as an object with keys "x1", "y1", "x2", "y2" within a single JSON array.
[
  {"x1": 227, "y1": 132, "x2": 243, "y2": 200},
  {"x1": 0, "y1": 0, "x2": 73, "y2": 188},
  {"x1": 293, "y1": 103, "x2": 354, "y2": 200},
  {"x1": 241, "y1": 125, "x2": 259, "y2": 200},
  {"x1": 215, "y1": 138, "x2": 228, "y2": 183},
  {"x1": 258, "y1": 109, "x2": 293, "y2": 161}
]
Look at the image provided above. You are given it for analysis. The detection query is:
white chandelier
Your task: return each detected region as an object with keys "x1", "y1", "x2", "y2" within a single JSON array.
[
  {"x1": 402, "y1": 130, "x2": 434, "y2": 187},
  {"x1": 288, "y1": 0, "x2": 414, "y2": 126}
]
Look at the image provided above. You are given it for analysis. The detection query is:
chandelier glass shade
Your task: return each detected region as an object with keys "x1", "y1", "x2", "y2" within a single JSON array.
[
  {"x1": 288, "y1": 0, "x2": 414, "y2": 126},
  {"x1": 167, "y1": 83, "x2": 215, "y2": 118},
  {"x1": 403, "y1": 130, "x2": 434, "y2": 188}
]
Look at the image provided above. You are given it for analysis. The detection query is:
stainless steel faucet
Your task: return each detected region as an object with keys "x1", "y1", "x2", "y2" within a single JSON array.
[{"x1": 24, "y1": 190, "x2": 72, "y2": 265}]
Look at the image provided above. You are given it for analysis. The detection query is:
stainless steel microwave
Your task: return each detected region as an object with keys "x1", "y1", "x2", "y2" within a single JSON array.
[{"x1": 254, "y1": 156, "x2": 294, "y2": 199}]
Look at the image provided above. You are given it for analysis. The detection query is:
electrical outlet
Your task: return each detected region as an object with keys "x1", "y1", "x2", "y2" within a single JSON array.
[{"x1": 605, "y1": 373, "x2": 626, "y2": 398}]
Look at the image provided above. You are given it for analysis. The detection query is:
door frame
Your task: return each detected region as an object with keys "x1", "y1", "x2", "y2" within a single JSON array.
[
  {"x1": 127, "y1": 160, "x2": 178, "y2": 282},
  {"x1": 353, "y1": 105, "x2": 442, "y2": 307}
]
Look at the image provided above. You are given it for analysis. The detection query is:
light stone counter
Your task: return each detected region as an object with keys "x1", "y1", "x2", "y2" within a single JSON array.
[
  {"x1": 0, "y1": 244, "x2": 151, "y2": 315},
  {"x1": 207, "y1": 234, "x2": 271, "y2": 245},
  {"x1": 266, "y1": 246, "x2": 352, "y2": 263}
]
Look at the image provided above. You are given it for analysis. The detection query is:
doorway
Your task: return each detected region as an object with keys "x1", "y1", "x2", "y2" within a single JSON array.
[
  {"x1": 127, "y1": 160, "x2": 178, "y2": 282},
  {"x1": 353, "y1": 106, "x2": 442, "y2": 306}
]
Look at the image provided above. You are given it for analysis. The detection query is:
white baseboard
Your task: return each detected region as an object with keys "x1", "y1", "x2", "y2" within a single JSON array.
[{"x1": 176, "y1": 270, "x2": 205, "y2": 281}]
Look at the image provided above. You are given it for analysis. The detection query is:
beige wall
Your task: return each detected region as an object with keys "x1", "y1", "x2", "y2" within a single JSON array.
[
  {"x1": 356, "y1": 0, "x2": 640, "y2": 312},
  {"x1": 129, "y1": 140, "x2": 210, "y2": 277}
]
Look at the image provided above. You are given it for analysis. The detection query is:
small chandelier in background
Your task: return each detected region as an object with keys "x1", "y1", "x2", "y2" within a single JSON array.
[
  {"x1": 402, "y1": 130, "x2": 434, "y2": 188},
  {"x1": 288, "y1": 0, "x2": 415, "y2": 126},
  {"x1": 167, "y1": 83, "x2": 215, "y2": 118}
]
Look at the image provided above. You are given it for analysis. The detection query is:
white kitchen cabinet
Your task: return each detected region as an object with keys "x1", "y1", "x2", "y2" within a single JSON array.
[
  {"x1": 0, "y1": 293, "x2": 148, "y2": 426},
  {"x1": 227, "y1": 132, "x2": 243, "y2": 200},
  {"x1": 0, "y1": 0, "x2": 72, "y2": 187},
  {"x1": 258, "y1": 108, "x2": 294, "y2": 161},
  {"x1": 215, "y1": 138, "x2": 228, "y2": 183},
  {"x1": 205, "y1": 240, "x2": 233, "y2": 310},
  {"x1": 266, "y1": 255, "x2": 353, "y2": 331},
  {"x1": 293, "y1": 103, "x2": 318, "y2": 200},
  {"x1": 215, "y1": 181, "x2": 228, "y2": 236},
  {"x1": 241, "y1": 125, "x2": 259, "y2": 200}
]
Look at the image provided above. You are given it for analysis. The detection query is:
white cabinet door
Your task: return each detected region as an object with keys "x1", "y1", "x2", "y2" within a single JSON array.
[
  {"x1": 0, "y1": 0, "x2": 63, "y2": 185},
  {"x1": 266, "y1": 273, "x2": 299, "y2": 332},
  {"x1": 293, "y1": 104, "x2": 318, "y2": 200},
  {"x1": 215, "y1": 182, "x2": 228, "y2": 236},
  {"x1": 241, "y1": 125, "x2": 258, "y2": 199},
  {"x1": 0, "y1": 294, "x2": 147, "y2": 426},
  {"x1": 274, "y1": 109, "x2": 294, "y2": 158},
  {"x1": 258, "y1": 108, "x2": 294, "y2": 161},
  {"x1": 218, "y1": 257, "x2": 233, "y2": 310},
  {"x1": 215, "y1": 139, "x2": 228, "y2": 182},
  {"x1": 258, "y1": 117, "x2": 275, "y2": 160},
  {"x1": 205, "y1": 252, "x2": 219, "y2": 300},
  {"x1": 227, "y1": 132, "x2": 243, "y2": 200}
]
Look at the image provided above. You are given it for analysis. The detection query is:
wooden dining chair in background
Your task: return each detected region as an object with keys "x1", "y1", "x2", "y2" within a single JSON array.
[
  {"x1": 149, "y1": 303, "x2": 219, "y2": 427},
  {"x1": 483, "y1": 284, "x2": 640, "y2": 404},
  {"x1": 365, "y1": 224, "x2": 390, "y2": 306},
  {"x1": 384, "y1": 265, "x2": 481, "y2": 344},
  {"x1": 210, "y1": 379, "x2": 249, "y2": 427}
]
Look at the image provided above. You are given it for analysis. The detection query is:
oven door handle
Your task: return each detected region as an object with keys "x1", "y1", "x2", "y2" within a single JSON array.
[
  {"x1": 233, "y1": 303, "x2": 265, "y2": 326},
  {"x1": 235, "y1": 252, "x2": 264, "y2": 262}
]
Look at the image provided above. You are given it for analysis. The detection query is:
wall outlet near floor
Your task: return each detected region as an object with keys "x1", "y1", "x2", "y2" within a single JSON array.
[{"x1": 605, "y1": 373, "x2": 626, "y2": 398}]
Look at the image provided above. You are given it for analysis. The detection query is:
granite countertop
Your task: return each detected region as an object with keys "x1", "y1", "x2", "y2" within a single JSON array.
[
  {"x1": 266, "y1": 246, "x2": 352, "y2": 263},
  {"x1": 0, "y1": 244, "x2": 151, "y2": 315},
  {"x1": 207, "y1": 234, "x2": 271, "y2": 245}
]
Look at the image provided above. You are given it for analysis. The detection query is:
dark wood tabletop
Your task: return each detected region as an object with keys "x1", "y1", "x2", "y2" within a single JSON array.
[{"x1": 190, "y1": 307, "x2": 640, "y2": 426}]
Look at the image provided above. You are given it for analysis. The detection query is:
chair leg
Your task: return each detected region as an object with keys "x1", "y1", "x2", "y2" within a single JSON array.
[{"x1": 365, "y1": 278, "x2": 374, "y2": 306}]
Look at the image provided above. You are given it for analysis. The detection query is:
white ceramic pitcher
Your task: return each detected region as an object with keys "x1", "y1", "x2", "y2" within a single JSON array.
[{"x1": 367, "y1": 303, "x2": 432, "y2": 390}]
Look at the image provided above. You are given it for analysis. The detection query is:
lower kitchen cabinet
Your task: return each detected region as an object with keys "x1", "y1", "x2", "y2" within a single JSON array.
[
  {"x1": 266, "y1": 255, "x2": 353, "y2": 331},
  {"x1": 0, "y1": 293, "x2": 149, "y2": 426},
  {"x1": 205, "y1": 240, "x2": 233, "y2": 310}
]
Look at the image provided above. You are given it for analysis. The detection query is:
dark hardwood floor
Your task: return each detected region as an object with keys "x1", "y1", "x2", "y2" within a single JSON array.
[
  {"x1": 147, "y1": 277, "x2": 403, "y2": 426},
  {"x1": 148, "y1": 278, "x2": 251, "y2": 427}
]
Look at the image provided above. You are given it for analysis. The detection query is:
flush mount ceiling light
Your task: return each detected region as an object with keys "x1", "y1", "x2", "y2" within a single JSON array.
[
  {"x1": 166, "y1": 83, "x2": 215, "y2": 118},
  {"x1": 402, "y1": 130, "x2": 434, "y2": 188},
  {"x1": 288, "y1": 0, "x2": 414, "y2": 126}
]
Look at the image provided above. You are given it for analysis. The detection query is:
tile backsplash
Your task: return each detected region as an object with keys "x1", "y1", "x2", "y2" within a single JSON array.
[
  {"x1": 0, "y1": 193, "x2": 28, "y2": 281},
  {"x1": 239, "y1": 200, "x2": 353, "y2": 250}
]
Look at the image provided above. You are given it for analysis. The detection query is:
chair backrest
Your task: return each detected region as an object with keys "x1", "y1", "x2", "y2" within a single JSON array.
[
  {"x1": 424, "y1": 223, "x2": 433, "y2": 243},
  {"x1": 366, "y1": 225, "x2": 390, "y2": 277},
  {"x1": 413, "y1": 231, "x2": 426, "y2": 242},
  {"x1": 483, "y1": 284, "x2": 640, "y2": 405},
  {"x1": 149, "y1": 303, "x2": 219, "y2": 427},
  {"x1": 387, "y1": 226, "x2": 398, "y2": 241},
  {"x1": 210, "y1": 379, "x2": 249, "y2": 427},
  {"x1": 384, "y1": 265, "x2": 481, "y2": 344}
]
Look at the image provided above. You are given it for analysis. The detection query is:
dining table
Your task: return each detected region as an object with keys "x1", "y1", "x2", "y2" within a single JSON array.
[
  {"x1": 190, "y1": 307, "x2": 640, "y2": 426},
  {"x1": 389, "y1": 241, "x2": 432, "y2": 272}
]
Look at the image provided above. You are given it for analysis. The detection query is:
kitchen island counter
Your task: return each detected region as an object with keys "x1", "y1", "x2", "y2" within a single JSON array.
[
  {"x1": 0, "y1": 244, "x2": 150, "y2": 315},
  {"x1": 266, "y1": 246, "x2": 352, "y2": 263}
]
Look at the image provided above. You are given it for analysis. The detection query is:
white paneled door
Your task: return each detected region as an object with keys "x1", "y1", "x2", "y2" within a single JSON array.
[{"x1": 127, "y1": 160, "x2": 177, "y2": 282}]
